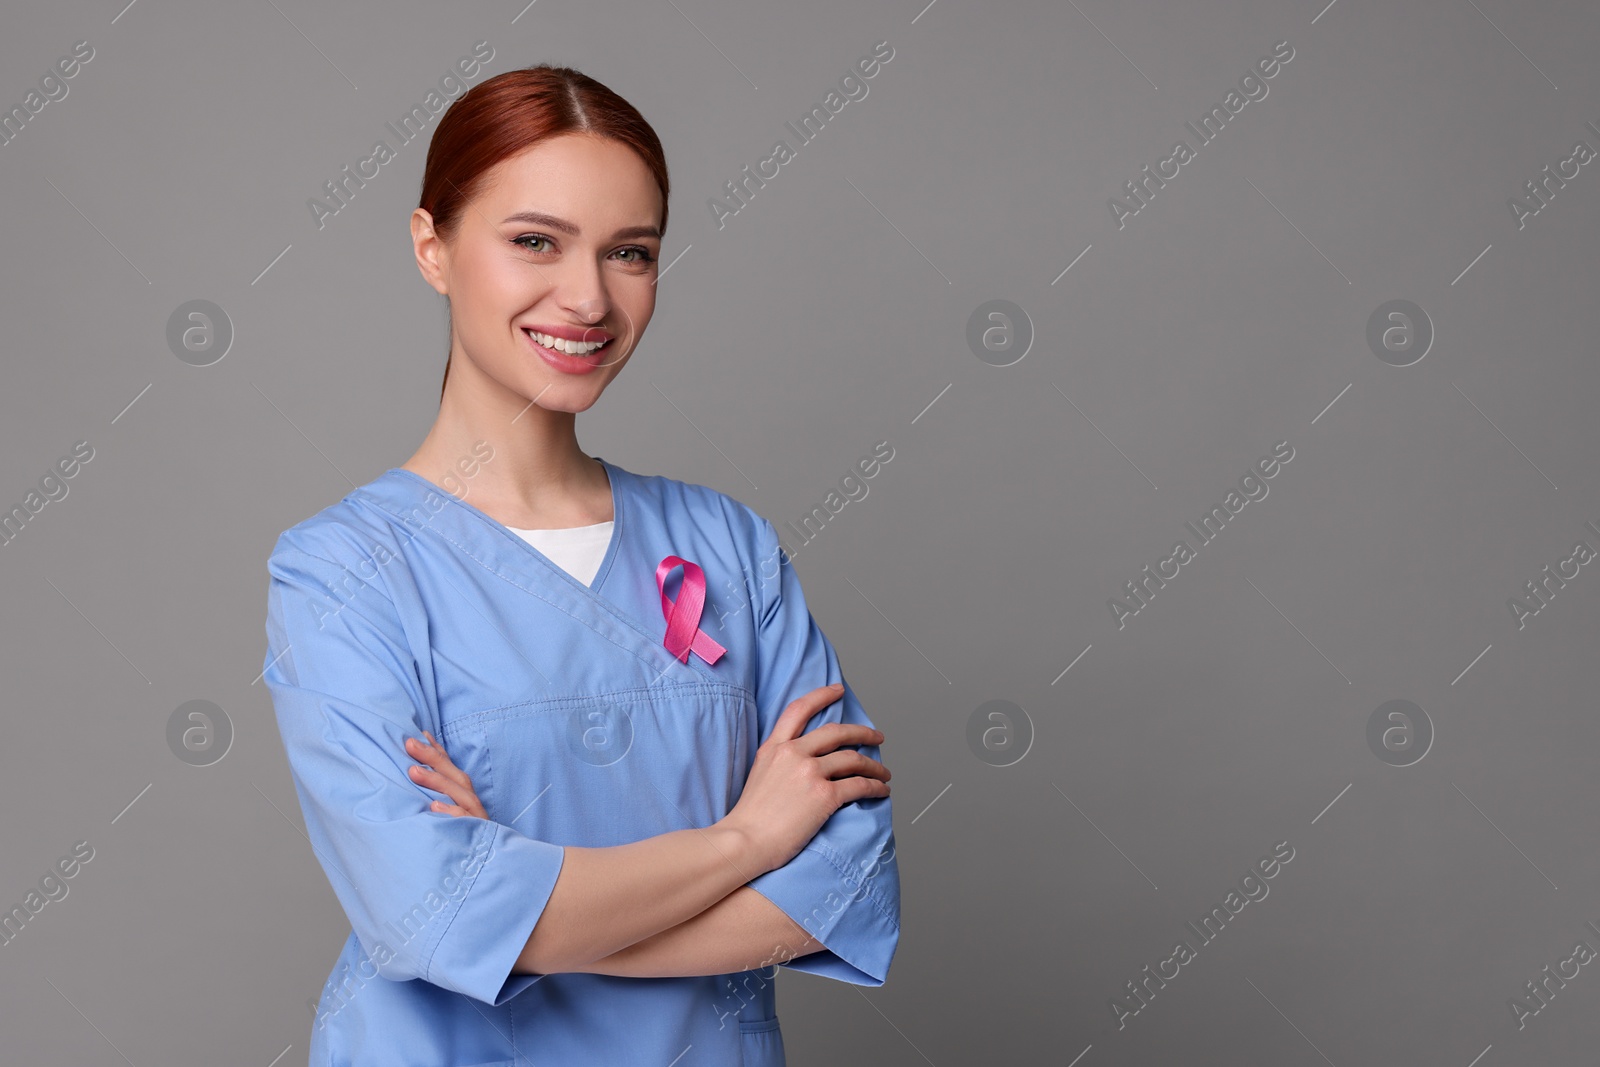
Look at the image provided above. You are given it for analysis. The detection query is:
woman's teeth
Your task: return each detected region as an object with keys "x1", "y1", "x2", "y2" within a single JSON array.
[{"x1": 526, "y1": 330, "x2": 608, "y2": 355}]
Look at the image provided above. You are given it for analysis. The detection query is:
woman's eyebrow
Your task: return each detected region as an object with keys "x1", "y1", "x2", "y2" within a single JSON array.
[{"x1": 501, "y1": 210, "x2": 660, "y2": 241}]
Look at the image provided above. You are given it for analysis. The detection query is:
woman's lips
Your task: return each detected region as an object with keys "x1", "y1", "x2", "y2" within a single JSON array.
[{"x1": 523, "y1": 328, "x2": 610, "y2": 375}]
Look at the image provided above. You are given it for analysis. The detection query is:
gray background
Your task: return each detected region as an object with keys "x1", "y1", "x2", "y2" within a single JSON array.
[{"x1": 2, "y1": 0, "x2": 1597, "y2": 1063}]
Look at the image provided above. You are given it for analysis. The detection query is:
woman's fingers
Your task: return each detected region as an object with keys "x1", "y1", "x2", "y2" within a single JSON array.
[
  {"x1": 405, "y1": 733, "x2": 487, "y2": 819},
  {"x1": 830, "y1": 774, "x2": 892, "y2": 806},
  {"x1": 791, "y1": 720, "x2": 885, "y2": 758},
  {"x1": 814, "y1": 748, "x2": 891, "y2": 783},
  {"x1": 763, "y1": 683, "x2": 846, "y2": 746},
  {"x1": 408, "y1": 731, "x2": 473, "y2": 791}
]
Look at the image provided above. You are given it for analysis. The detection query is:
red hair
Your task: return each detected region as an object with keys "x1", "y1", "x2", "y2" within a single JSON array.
[{"x1": 418, "y1": 65, "x2": 670, "y2": 397}]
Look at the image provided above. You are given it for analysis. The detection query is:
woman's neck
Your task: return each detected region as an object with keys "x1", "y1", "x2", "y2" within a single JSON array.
[{"x1": 401, "y1": 361, "x2": 613, "y2": 529}]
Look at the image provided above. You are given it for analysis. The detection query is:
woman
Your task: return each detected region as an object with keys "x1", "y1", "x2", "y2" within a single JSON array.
[{"x1": 261, "y1": 65, "x2": 899, "y2": 1066}]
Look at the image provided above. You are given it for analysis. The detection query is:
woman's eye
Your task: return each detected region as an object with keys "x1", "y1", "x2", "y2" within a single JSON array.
[
  {"x1": 513, "y1": 234, "x2": 553, "y2": 254},
  {"x1": 614, "y1": 246, "x2": 657, "y2": 266}
]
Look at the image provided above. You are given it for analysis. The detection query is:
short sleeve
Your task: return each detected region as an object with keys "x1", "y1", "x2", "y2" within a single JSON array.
[
  {"x1": 262, "y1": 531, "x2": 567, "y2": 1006},
  {"x1": 741, "y1": 518, "x2": 901, "y2": 986}
]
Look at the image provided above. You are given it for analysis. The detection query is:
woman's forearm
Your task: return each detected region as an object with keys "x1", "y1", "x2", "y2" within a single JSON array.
[
  {"x1": 569, "y1": 886, "x2": 824, "y2": 978},
  {"x1": 513, "y1": 823, "x2": 770, "y2": 975}
]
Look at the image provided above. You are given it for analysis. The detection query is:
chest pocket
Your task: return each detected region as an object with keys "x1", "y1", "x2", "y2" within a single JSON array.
[{"x1": 440, "y1": 681, "x2": 755, "y2": 848}]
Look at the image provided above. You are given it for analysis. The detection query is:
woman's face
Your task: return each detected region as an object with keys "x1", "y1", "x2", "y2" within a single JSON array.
[{"x1": 416, "y1": 132, "x2": 664, "y2": 412}]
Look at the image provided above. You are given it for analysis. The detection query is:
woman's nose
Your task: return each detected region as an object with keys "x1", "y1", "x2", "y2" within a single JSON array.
[{"x1": 570, "y1": 298, "x2": 606, "y2": 322}]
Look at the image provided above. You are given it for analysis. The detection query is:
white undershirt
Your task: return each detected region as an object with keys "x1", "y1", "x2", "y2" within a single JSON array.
[{"x1": 506, "y1": 521, "x2": 614, "y2": 586}]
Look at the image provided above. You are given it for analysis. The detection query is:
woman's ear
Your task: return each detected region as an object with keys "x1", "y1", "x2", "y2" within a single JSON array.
[{"x1": 411, "y1": 208, "x2": 451, "y2": 296}]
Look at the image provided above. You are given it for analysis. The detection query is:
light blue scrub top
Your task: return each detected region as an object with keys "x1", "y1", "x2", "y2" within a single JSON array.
[{"x1": 261, "y1": 458, "x2": 900, "y2": 1066}]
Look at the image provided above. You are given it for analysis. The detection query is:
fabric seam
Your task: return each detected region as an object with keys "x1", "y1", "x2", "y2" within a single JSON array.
[
  {"x1": 421, "y1": 818, "x2": 499, "y2": 987},
  {"x1": 805, "y1": 842, "x2": 899, "y2": 928}
]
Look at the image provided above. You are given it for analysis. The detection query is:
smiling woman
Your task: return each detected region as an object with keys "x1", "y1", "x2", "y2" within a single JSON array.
[
  {"x1": 262, "y1": 65, "x2": 899, "y2": 1067},
  {"x1": 413, "y1": 71, "x2": 670, "y2": 412}
]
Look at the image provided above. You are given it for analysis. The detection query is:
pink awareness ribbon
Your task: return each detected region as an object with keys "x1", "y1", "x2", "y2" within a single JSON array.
[{"x1": 655, "y1": 555, "x2": 727, "y2": 665}]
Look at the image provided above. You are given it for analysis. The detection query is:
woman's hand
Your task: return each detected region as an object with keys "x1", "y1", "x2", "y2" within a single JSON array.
[
  {"x1": 404, "y1": 731, "x2": 488, "y2": 820},
  {"x1": 719, "y1": 683, "x2": 891, "y2": 875}
]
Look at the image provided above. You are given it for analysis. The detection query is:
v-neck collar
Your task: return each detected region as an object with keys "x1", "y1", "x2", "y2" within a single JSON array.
[
  {"x1": 381, "y1": 457, "x2": 623, "y2": 595},
  {"x1": 356, "y1": 457, "x2": 727, "y2": 688}
]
